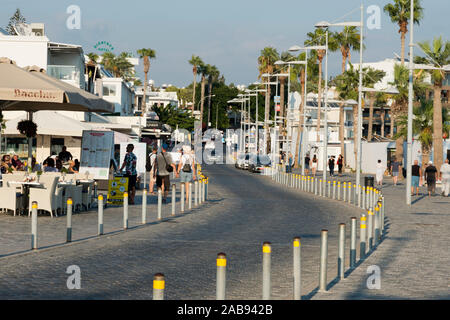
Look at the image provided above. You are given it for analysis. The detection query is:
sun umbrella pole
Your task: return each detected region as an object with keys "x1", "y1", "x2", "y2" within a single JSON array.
[{"x1": 27, "y1": 111, "x2": 33, "y2": 171}]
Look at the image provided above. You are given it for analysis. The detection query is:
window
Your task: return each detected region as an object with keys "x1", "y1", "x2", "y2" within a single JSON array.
[
  {"x1": 5, "y1": 138, "x2": 36, "y2": 160},
  {"x1": 103, "y1": 84, "x2": 117, "y2": 96},
  {"x1": 50, "y1": 138, "x2": 65, "y2": 156}
]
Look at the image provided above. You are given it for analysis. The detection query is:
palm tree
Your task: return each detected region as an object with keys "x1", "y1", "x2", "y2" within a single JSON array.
[
  {"x1": 197, "y1": 62, "x2": 208, "y2": 127},
  {"x1": 258, "y1": 47, "x2": 279, "y2": 153},
  {"x1": 207, "y1": 65, "x2": 220, "y2": 127},
  {"x1": 305, "y1": 29, "x2": 338, "y2": 141},
  {"x1": 188, "y1": 55, "x2": 204, "y2": 115},
  {"x1": 334, "y1": 27, "x2": 361, "y2": 74},
  {"x1": 101, "y1": 52, "x2": 117, "y2": 75},
  {"x1": 383, "y1": 0, "x2": 424, "y2": 65},
  {"x1": 395, "y1": 100, "x2": 450, "y2": 170},
  {"x1": 86, "y1": 52, "x2": 99, "y2": 64},
  {"x1": 389, "y1": 63, "x2": 428, "y2": 169},
  {"x1": 137, "y1": 48, "x2": 156, "y2": 115},
  {"x1": 415, "y1": 36, "x2": 450, "y2": 170},
  {"x1": 364, "y1": 69, "x2": 387, "y2": 141}
]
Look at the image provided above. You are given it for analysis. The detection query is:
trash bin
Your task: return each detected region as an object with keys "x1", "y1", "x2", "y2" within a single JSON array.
[{"x1": 364, "y1": 176, "x2": 374, "y2": 187}]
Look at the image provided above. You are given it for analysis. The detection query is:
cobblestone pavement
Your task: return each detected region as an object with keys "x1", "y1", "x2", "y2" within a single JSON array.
[
  {"x1": 0, "y1": 165, "x2": 365, "y2": 299},
  {"x1": 289, "y1": 168, "x2": 450, "y2": 299}
]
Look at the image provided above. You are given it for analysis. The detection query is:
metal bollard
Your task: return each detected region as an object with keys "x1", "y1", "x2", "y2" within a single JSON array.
[
  {"x1": 262, "y1": 242, "x2": 271, "y2": 300},
  {"x1": 319, "y1": 180, "x2": 322, "y2": 196},
  {"x1": 337, "y1": 181, "x2": 341, "y2": 200},
  {"x1": 98, "y1": 194, "x2": 104, "y2": 235},
  {"x1": 153, "y1": 273, "x2": 165, "y2": 300},
  {"x1": 293, "y1": 237, "x2": 302, "y2": 300},
  {"x1": 381, "y1": 196, "x2": 385, "y2": 234},
  {"x1": 327, "y1": 181, "x2": 331, "y2": 198},
  {"x1": 123, "y1": 192, "x2": 128, "y2": 230},
  {"x1": 366, "y1": 188, "x2": 370, "y2": 210},
  {"x1": 31, "y1": 201, "x2": 38, "y2": 250},
  {"x1": 205, "y1": 178, "x2": 208, "y2": 201},
  {"x1": 66, "y1": 198, "x2": 73, "y2": 242},
  {"x1": 362, "y1": 186, "x2": 366, "y2": 209},
  {"x1": 188, "y1": 182, "x2": 192, "y2": 210},
  {"x1": 171, "y1": 184, "x2": 176, "y2": 216},
  {"x1": 315, "y1": 178, "x2": 318, "y2": 195},
  {"x1": 181, "y1": 183, "x2": 185, "y2": 213},
  {"x1": 367, "y1": 209, "x2": 374, "y2": 250},
  {"x1": 157, "y1": 189, "x2": 162, "y2": 220},
  {"x1": 142, "y1": 189, "x2": 147, "y2": 224},
  {"x1": 200, "y1": 180, "x2": 204, "y2": 204},
  {"x1": 374, "y1": 204, "x2": 380, "y2": 245},
  {"x1": 338, "y1": 223, "x2": 346, "y2": 280},
  {"x1": 343, "y1": 182, "x2": 347, "y2": 202},
  {"x1": 350, "y1": 217, "x2": 357, "y2": 268},
  {"x1": 360, "y1": 213, "x2": 367, "y2": 260},
  {"x1": 194, "y1": 180, "x2": 198, "y2": 206},
  {"x1": 348, "y1": 183, "x2": 352, "y2": 204},
  {"x1": 202, "y1": 179, "x2": 206, "y2": 203},
  {"x1": 319, "y1": 229, "x2": 328, "y2": 292},
  {"x1": 216, "y1": 253, "x2": 227, "y2": 300},
  {"x1": 333, "y1": 181, "x2": 336, "y2": 199}
]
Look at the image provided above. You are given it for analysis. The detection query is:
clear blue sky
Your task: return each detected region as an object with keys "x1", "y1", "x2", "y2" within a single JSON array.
[{"x1": 1, "y1": 0, "x2": 448, "y2": 87}]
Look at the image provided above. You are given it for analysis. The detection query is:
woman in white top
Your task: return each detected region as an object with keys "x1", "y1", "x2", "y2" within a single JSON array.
[
  {"x1": 375, "y1": 159, "x2": 385, "y2": 186},
  {"x1": 148, "y1": 146, "x2": 158, "y2": 194},
  {"x1": 177, "y1": 145, "x2": 196, "y2": 202}
]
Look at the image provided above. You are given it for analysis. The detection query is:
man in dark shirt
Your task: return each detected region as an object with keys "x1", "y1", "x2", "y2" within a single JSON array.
[
  {"x1": 411, "y1": 160, "x2": 421, "y2": 196},
  {"x1": 328, "y1": 156, "x2": 335, "y2": 177},
  {"x1": 304, "y1": 154, "x2": 310, "y2": 175},
  {"x1": 424, "y1": 161, "x2": 438, "y2": 196},
  {"x1": 58, "y1": 146, "x2": 73, "y2": 163}
]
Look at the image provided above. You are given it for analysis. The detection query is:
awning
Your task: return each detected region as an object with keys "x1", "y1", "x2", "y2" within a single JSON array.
[{"x1": 3, "y1": 111, "x2": 94, "y2": 137}]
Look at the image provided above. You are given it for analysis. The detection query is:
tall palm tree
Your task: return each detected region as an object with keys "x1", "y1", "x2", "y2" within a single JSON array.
[
  {"x1": 383, "y1": 0, "x2": 424, "y2": 65},
  {"x1": 389, "y1": 63, "x2": 428, "y2": 168},
  {"x1": 364, "y1": 69, "x2": 387, "y2": 141},
  {"x1": 305, "y1": 29, "x2": 338, "y2": 142},
  {"x1": 137, "y1": 48, "x2": 156, "y2": 115},
  {"x1": 334, "y1": 26, "x2": 361, "y2": 164},
  {"x1": 86, "y1": 52, "x2": 99, "y2": 64},
  {"x1": 188, "y1": 55, "x2": 204, "y2": 115},
  {"x1": 197, "y1": 62, "x2": 208, "y2": 127},
  {"x1": 415, "y1": 36, "x2": 450, "y2": 170},
  {"x1": 258, "y1": 47, "x2": 279, "y2": 153},
  {"x1": 396, "y1": 99, "x2": 450, "y2": 169},
  {"x1": 207, "y1": 65, "x2": 220, "y2": 127}
]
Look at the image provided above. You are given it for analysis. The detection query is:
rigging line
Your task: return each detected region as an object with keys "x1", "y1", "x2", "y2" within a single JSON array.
[{"x1": 331, "y1": 6, "x2": 360, "y2": 24}]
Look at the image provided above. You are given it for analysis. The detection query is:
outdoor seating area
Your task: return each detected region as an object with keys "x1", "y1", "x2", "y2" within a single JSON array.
[{"x1": 0, "y1": 171, "x2": 95, "y2": 217}]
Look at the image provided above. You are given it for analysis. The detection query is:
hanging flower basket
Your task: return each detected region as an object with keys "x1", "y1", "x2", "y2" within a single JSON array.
[{"x1": 17, "y1": 120, "x2": 37, "y2": 137}]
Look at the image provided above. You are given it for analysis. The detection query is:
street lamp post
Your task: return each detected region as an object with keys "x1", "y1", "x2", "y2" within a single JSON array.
[{"x1": 406, "y1": 0, "x2": 415, "y2": 206}]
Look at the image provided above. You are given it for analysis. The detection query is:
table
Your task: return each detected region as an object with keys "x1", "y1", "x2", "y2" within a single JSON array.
[{"x1": 8, "y1": 181, "x2": 44, "y2": 215}]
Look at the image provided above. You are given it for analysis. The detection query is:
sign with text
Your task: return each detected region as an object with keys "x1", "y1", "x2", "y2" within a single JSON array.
[
  {"x1": 79, "y1": 130, "x2": 114, "y2": 180},
  {"x1": 107, "y1": 176, "x2": 128, "y2": 205}
]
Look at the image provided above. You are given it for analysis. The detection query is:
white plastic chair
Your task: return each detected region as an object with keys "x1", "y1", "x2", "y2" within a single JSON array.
[
  {"x1": 28, "y1": 176, "x2": 59, "y2": 218},
  {"x1": 0, "y1": 184, "x2": 23, "y2": 215}
]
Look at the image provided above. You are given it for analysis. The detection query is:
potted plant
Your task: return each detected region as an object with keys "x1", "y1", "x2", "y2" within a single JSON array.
[
  {"x1": 36, "y1": 170, "x2": 42, "y2": 183},
  {"x1": 17, "y1": 120, "x2": 37, "y2": 138},
  {"x1": 60, "y1": 167, "x2": 68, "y2": 181}
]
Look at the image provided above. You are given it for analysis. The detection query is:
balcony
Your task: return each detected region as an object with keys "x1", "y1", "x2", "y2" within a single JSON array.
[{"x1": 47, "y1": 65, "x2": 80, "y2": 86}]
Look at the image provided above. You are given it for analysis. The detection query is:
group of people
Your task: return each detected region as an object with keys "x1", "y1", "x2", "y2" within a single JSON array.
[
  {"x1": 375, "y1": 157, "x2": 450, "y2": 197},
  {"x1": 120, "y1": 143, "x2": 197, "y2": 205},
  {"x1": 42, "y1": 146, "x2": 80, "y2": 174},
  {"x1": 302, "y1": 154, "x2": 344, "y2": 177}
]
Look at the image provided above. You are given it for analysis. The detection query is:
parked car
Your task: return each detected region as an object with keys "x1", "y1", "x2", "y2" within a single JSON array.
[
  {"x1": 248, "y1": 155, "x2": 271, "y2": 173},
  {"x1": 235, "y1": 153, "x2": 245, "y2": 169},
  {"x1": 235, "y1": 153, "x2": 251, "y2": 169}
]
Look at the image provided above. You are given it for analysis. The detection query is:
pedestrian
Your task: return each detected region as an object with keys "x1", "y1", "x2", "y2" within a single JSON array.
[
  {"x1": 155, "y1": 143, "x2": 177, "y2": 203},
  {"x1": 337, "y1": 154, "x2": 343, "y2": 176},
  {"x1": 177, "y1": 145, "x2": 196, "y2": 202},
  {"x1": 376, "y1": 159, "x2": 385, "y2": 186},
  {"x1": 148, "y1": 145, "x2": 158, "y2": 195},
  {"x1": 424, "y1": 161, "x2": 437, "y2": 197},
  {"x1": 287, "y1": 152, "x2": 293, "y2": 173},
  {"x1": 328, "y1": 156, "x2": 335, "y2": 177},
  {"x1": 411, "y1": 160, "x2": 421, "y2": 196},
  {"x1": 58, "y1": 146, "x2": 73, "y2": 163},
  {"x1": 304, "y1": 154, "x2": 311, "y2": 176},
  {"x1": 311, "y1": 154, "x2": 318, "y2": 176},
  {"x1": 439, "y1": 158, "x2": 450, "y2": 197},
  {"x1": 119, "y1": 143, "x2": 137, "y2": 204},
  {"x1": 391, "y1": 157, "x2": 400, "y2": 186}
]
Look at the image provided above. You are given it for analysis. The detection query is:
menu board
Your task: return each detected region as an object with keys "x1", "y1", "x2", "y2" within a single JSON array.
[{"x1": 79, "y1": 130, "x2": 114, "y2": 180}]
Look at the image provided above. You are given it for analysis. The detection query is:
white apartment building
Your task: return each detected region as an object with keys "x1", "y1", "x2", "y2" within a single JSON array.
[{"x1": 134, "y1": 86, "x2": 179, "y2": 115}]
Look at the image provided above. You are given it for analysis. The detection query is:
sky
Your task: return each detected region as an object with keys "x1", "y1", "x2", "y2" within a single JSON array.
[{"x1": 1, "y1": 0, "x2": 448, "y2": 88}]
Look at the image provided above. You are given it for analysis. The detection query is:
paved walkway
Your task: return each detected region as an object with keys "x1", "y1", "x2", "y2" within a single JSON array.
[{"x1": 287, "y1": 169, "x2": 450, "y2": 299}]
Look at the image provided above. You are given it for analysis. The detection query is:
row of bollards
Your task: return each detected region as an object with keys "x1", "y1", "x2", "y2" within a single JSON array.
[
  {"x1": 150, "y1": 211, "x2": 378, "y2": 300},
  {"x1": 29, "y1": 174, "x2": 210, "y2": 251}
]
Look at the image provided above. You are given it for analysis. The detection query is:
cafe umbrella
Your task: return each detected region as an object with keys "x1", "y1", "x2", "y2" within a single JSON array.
[{"x1": 0, "y1": 58, "x2": 114, "y2": 167}]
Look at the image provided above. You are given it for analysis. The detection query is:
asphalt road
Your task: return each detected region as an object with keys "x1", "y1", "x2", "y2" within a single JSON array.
[{"x1": 0, "y1": 164, "x2": 364, "y2": 299}]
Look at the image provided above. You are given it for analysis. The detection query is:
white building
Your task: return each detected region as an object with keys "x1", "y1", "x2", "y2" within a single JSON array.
[{"x1": 134, "y1": 86, "x2": 179, "y2": 114}]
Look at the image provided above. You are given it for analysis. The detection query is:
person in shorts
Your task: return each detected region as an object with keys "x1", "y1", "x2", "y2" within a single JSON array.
[
  {"x1": 304, "y1": 154, "x2": 310, "y2": 175},
  {"x1": 391, "y1": 157, "x2": 400, "y2": 185},
  {"x1": 439, "y1": 158, "x2": 450, "y2": 197},
  {"x1": 411, "y1": 160, "x2": 421, "y2": 196},
  {"x1": 120, "y1": 143, "x2": 137, "y2": 204},
  {"x1": 155, "y1": 143, "x2": 177, "y2": 203},
  {"x1": 148, "y1": 146, "x2": 158, "y2": 194},
  {"x1": 177, "y1": 145, "x2": 196, "y2": 202}
]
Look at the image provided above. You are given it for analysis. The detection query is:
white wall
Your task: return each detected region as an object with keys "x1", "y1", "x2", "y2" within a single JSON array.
[{"x1": 0, "y1": 35, "x2": 48, "y2": 68}]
